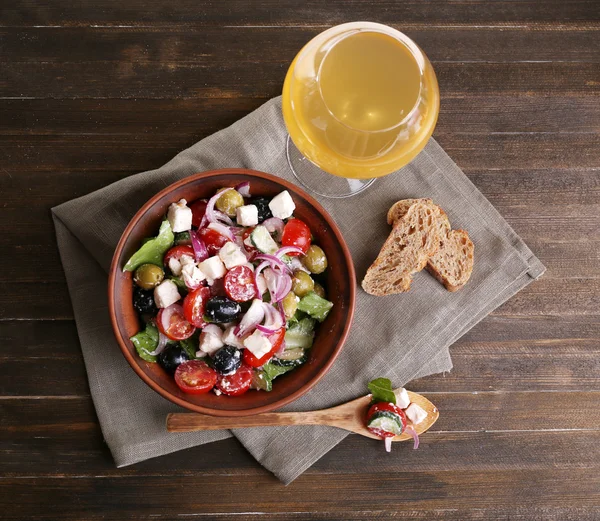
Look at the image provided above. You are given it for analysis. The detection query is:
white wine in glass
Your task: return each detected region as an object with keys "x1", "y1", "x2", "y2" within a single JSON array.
[{"x1": 282, "y1": 22, "x2": 440, "y2": 198}]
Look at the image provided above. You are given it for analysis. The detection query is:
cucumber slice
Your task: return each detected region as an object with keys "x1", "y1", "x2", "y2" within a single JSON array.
[
  {"x1": 250, "y1": 225, "x2": 278, "y2": 254},
  {"x1": 271, "y1": 351, "x2": 307, "y2": 367},
  {"x1": 367, "y1": 411, "x2": 404, "y2": 436}
]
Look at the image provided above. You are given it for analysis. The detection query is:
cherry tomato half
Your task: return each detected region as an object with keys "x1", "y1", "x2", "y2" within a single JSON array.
[
  {"x1": 241, "y1": 227, "x2": 258, "y2": 256},
  {"x1": 164, "y1": 245, "x2": 195, "y2": 268},
  {"x1": 174, "y1": 360, "x2": 217, "y2": 394},
  {"x1": 199, "y1": 227, "x2": 229, "y2": 256},
  {"x1": 216, "y1": 364, "x2": 253, "y2": 396},
  {"x1": 157, "y1": 304, "x2": 196, "y2": 341},
  {"x1": 242, "y1": 328, "x2": 285, "y2": 368},
  {"x1": 281, "y1": 218, "x2": 311, "y2": 256},
  {"x1": 182, "y1": 286, "x2": 211, "y2": 328},
  {"x1": 365, "y1": 402, "x2": 407, "y2": 438},
  {"x1": 224, "y1": 265, "x2": 257, "y2": 303},
  {"x1": 190, "y1": 199, "x2": 208, "y2": 228}
]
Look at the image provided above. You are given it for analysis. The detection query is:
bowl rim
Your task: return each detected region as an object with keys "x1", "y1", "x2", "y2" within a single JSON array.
[{"x1": 108, "y1": 168, "x2": 356, "y2": 416}]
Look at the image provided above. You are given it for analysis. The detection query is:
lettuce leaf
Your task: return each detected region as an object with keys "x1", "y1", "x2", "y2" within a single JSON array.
[{"x1": 123, "y1": 220, "x2": 174, "y2": 272}]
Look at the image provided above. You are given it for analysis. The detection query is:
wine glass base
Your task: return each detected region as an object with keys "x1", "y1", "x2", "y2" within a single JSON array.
[{"x1": 286, "y1": 135, "x2": 376, "y2": 199}]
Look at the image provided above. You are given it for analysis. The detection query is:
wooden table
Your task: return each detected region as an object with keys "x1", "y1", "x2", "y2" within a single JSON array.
[{"x1": 2, "y1": 2, "x2": 599, "y2": 519}]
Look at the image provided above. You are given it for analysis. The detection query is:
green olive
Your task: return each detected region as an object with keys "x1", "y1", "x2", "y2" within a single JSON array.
[
  {"x1": 313, "y1": 282, "x2": 326, "y2": 298},
  {"x1": 134, "y1": 263, "x2": 164, "y2": 290},
  {"x1": 215, "y1": 188, "x2": 244, "y2": 217},
  {"x1": 292, "y1": 270, "x2": 314, "y2": 297},
  {"x1": 281, "y1": 291, "x2": 299, "y2": 319},
  {"x1": 301, "y1": 245, "x2": 328, "y2": 274}
]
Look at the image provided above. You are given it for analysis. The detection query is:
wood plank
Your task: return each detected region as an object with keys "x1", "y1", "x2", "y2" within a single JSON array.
[
  {"x1": 3, "y1": 60, "x2": 598, "y2": 99},
  {"x1": 3, "y1": 0, "x2": 598, "y2": 26},
  {"x1": 2, "y1": 27, "x2": 599, "y2": 64},
  {"x1": 0, "y1": 468, "x2": 598, "y2": 519},
  {"x1": 1, "y1": 394, "x2": 599, "y2": 477},
  {"x1": 2, "y1": 97, "x2": 599, "y2": 135}
]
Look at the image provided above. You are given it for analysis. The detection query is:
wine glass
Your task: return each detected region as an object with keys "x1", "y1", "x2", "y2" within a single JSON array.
[{"x1": 282, "y1": 22, "x2": 440, "y2": 198}]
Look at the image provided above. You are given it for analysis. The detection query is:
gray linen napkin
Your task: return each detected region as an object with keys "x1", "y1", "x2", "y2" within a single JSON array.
[{"x1": 52, "y1": 97, "x2": 545, "y2": 484}]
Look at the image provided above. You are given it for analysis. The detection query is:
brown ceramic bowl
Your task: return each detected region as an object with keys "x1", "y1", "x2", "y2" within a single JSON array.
[{"x1": 109, "y1": 169, "x2": 355, "y2": 416}]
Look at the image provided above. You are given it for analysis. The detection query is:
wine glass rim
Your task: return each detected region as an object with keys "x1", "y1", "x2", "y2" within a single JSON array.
[{"x1": 296, "y1": 22, "x2": 426, "y2": 134}]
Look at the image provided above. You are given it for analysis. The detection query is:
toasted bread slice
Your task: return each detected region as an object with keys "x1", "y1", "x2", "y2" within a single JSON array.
[
  {"x1": 362, "y1": 200, "x2": 441, "y2": 296},
  {"x1": 388, "y1": 199, "x2": 474, "y2": 292}
]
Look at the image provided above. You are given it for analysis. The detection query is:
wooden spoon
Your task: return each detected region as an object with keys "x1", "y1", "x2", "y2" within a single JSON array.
[{"x1": 167, "y1": 390, "x2": 438, "y2": 443}]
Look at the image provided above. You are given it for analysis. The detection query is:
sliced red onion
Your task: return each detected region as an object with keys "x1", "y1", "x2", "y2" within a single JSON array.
[
  {"x1": 203, "y1": 188, "x2": 234, "y2": 227},
  {"x1": 384, "y1": 436, "x2": 393, "y2": 453},
  {"x1": 235, "y1": 182, "x2": 251, "y2": 198},
  {"x1": 263, "y1": 217, "x2": 284, "y2": 241},
  {"x1": 254, "y1": 254, "x2": 291, "y2": 274},
  {"x1": 263, "y1": 267, "x2": 292, "y2": 303},
  {"x1": 286, "y1": 255, "x2": 309, "y2": 273},
  {"x1": 405, "y1": 424, "x2": 420, "y2": 450},
  {"x1": 147, "y1": 331, "x2": 169, "y2": 356},
  {"x1": 190, "y1": 229, "x2": 209, "y2": 262},
  {"x1": 275, "y1": 246, "x2": 305, "y2": 258},
  {"x1": 276, "y1": 302, "x2": 286, "y2": 324},
  {"x1": 256, "y1": 324, "x2": 278, "y2": 335},
  {"x1": 207, "y1": 222, "x2": 235, "y2": 242},
  {"x1": 254, "y1": 272, "x2": 267, "y2": 296},
  {"x1": 236, "y1": 299, "x2": 265, "y2": 337},
  {"x1": 158, "y1": 303, "x2": 183, "y2": 334},
  {"x1": 262, "y1": 302, "x2": 284, "y2": 330}
]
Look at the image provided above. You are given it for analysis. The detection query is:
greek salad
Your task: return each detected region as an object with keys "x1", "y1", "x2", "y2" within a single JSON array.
[
  {"x1": 365, "y1": 378, "x2": 427, "y2": 452},
  {"x1": 124, "y1": 183, "x2": 334, "y2": 396}
]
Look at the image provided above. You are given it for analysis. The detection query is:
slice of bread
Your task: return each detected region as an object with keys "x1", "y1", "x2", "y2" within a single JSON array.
[
  {"x1": 388, "y1": 199, "x2": 474, "y2": 292},
  {"x1": 362, "y1": 200, "x2": 442, "y2": 296},
  {"x1": 427, "y1": 229, "x2": 474, "y2": 291}
]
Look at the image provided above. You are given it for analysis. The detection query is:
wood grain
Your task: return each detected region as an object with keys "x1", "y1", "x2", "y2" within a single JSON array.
[
  {"x1": 3, "y1": 0, "x2": 598, "y2": 26},
  {"x1": 1, "y1": 0, "x2": 598, "y2": 519}
]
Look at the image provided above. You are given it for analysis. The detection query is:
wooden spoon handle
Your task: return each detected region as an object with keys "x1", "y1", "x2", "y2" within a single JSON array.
[{"x1": 167, "y1": 410, "x2": 330, "y2": 432}]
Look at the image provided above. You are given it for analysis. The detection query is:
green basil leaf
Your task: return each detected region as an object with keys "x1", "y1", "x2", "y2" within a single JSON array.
[
  {"x1": 179, "y1": 337, "x2": 198, "y2": 360},
  {"x1": 368, "y1": 377, "x2": 396, "y2": 404}
]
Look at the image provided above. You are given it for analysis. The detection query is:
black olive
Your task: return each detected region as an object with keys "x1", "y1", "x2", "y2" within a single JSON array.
[
  {"x1": 158, "y1": 345, "x2": 190, "y2": 375},
  {"x1": 251, "y1": 197, "x2": 272, "y2": 223},
  {"x1": 133, "y1": 286, "x2": 157, "y2": 315},
  {"x1": 205, "y1": 296, "x2": 241, "y2": 324},
  {"x1": 212, "y1": 345, "x2": 242, "y2": 375}
]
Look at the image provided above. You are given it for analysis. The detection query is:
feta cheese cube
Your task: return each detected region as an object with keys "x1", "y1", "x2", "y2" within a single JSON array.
[
  {"x1": 198, "y1": 324, "x2": 224, "y2": 355},
  {"x1": 394, "y1": 388, "x2": 411, "y2": 409},
  {"x1": 153, "y1": 280, "x2": 181, "y2": 308},
  {"x1": 198, "y1": 255, "x2": 226, "y2": 281},
  {"x1": 167, "y1": 199, "x2": 193, "y2": 233},
  {"x1": 168, "y1": 253, "x2": 194, "y2": 277},
  {"x1": 222, "y1": 325, "x2": 245, "y2": 349},
  {"x1": 243, "y1": 330, "x2": 272, "y2": 359},
  {"x1": 405, "y1": 403, "x2": 427, "y2": 425},
  {"x1": 268, "y1": 190, "x2": 295, "y2": 219},
  {"x1": 181, "y1": 260, "x2": 206, "y2": 288},
  {"x1": 236, "y1": 204, "x2": 259, "y2": 227},
  {"x1": 218, "y1": 242, "x2": 247, "y2": 270}
]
